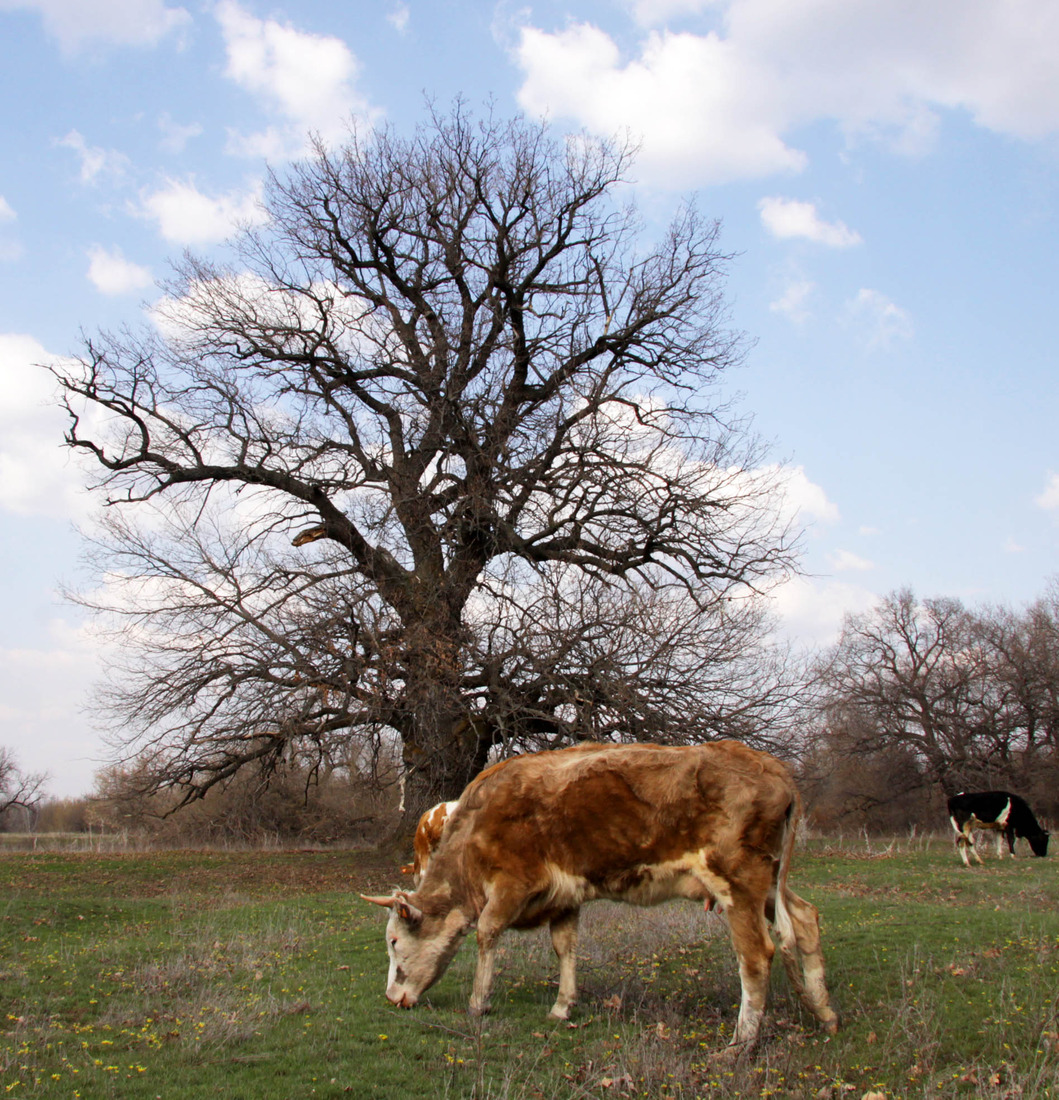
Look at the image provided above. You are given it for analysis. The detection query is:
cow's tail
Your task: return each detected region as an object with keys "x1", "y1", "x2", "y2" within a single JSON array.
[
  {"x1": 771, "y1": 793, "x2": 808, "y2": 999},
  {"x1": 769, "y1": 791, "x2": 838, "y2": 1034},
  {"x1": 771, "y1": 796, "x2": 797, "y2": 929}
]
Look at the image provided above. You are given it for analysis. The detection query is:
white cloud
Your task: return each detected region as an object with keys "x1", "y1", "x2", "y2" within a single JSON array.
[
  {"x1": 0, "y1": 333, "x2": 99, "y2": 522},
  {"x1": 828, "y1": 548, "x2": 874, "y2": 572},
  {"x1": 512, "y1": 1, "x2": 1059, "y2": 187},
  {"x1": 157, "y1": 113, "x2": 203, "y2": 154},
  {"x1": 623, "y1": 0, "x2": 712, "y2": 25},
  {"x1": 387, "y1": 3, "x2": 410, "y2": 34},
  {"x1": 769, "y1": 277, "x2": 814, "y2": 324},
  {"x1": 0, "y1": 0, "x2": 190, "y2": 52},
  {"x1": 758, "y1": 196, "x2": 861, "y2": 247},
  {"x1": 516, "y1": 23, "x2": 807, "y2": 186},
  {"x1": 56, "y1": 130, "x2": 130, "y2": 185},
  {"x1": 848, "y1": 288, "x2": 913, "y2": 348},
  {"x1": 0, "y1": 618, "x2": 109, "y2": 798},
  {"x1": 138, "y1": 177, "x2": 267, "y2": 245},
  {"x1": 778, "y1": 464, "x2": 840, "y2": 526},
  {"x1": 1035, "y1": 472, "x2": 1059, "y2": 512},
  {"x1": 0, "y1": 196, "x2": 17, "y2": 261},
  {"x1": 771, "y1": 574, "x2": 878, "y2": 647},
  {"x1": 215, "y1": 0, "x2": 380, "y2": 158},
  {"x1": 86, "y1": 245, "x2": 154, "y2": 296}
]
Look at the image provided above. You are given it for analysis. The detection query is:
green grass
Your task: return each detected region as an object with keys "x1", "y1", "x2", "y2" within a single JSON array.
[{"x1": 2, "y1": 838, "x2": 1059, "y2": 1097}]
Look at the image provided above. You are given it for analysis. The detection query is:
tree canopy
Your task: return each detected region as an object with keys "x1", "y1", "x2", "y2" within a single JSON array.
[{"x1": 54, "y1": 107, "x2": 800, "y2": 809}]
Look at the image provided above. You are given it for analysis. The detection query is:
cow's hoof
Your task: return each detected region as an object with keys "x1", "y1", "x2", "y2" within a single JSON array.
[
  {"x1": 821, "y1": 1012, "x2": 839, "y2": 1035},
  {"x1": 710, "y1": 1041, "x2": 755, "y2": 1066},
  {"x1": 547, "y1": 1005, "x2": 572, "y2": 1021},
  {"x1": 468, "y1": 1003, "x2": 491, "y2": 1018}
]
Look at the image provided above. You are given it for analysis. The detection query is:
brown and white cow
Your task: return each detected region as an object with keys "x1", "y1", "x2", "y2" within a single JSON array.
[
  {"x1": 400, "y1": 800, "x2": 459, "y2": 885},
  {"x1": 364, "y1": 741, "x2": 838, "y2": 1053}
]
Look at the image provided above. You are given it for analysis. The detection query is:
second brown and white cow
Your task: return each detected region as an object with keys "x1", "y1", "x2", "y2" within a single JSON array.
[
  {"x1": 364, "y1": 741, "x2": 838, "y2": 1053},
  {"x1": 400, "y1": 800, "x2": 459, "y2": 884}
]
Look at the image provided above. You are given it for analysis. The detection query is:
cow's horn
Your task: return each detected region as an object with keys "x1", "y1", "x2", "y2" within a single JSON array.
[{"x1": 360, "y1": 893, "x2": 397, "y2": 908}]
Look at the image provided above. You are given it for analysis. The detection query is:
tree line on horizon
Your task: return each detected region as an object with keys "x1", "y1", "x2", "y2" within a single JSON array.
[{"x1": 9, "y1": 579, "x2": 1059, "y2": 842}]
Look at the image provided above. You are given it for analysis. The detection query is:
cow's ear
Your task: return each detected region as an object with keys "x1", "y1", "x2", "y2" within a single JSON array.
[{"x1": 396, "y1": 899, "x2": 424, "y2": 926}]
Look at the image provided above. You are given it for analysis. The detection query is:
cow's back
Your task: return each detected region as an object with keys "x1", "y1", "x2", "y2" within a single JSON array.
[{"x1": 435, "y1": 741, "x2": 796, "y2": 893}]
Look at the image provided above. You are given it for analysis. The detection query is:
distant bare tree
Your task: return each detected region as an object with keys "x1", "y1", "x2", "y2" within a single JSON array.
[
  {"x1": 818, "y1": 589, "x2": 990, "y2": 795},
  {"x1": 973, "y1": 591, "x2": 1059, "y2": 756},
  {"x1": 0, "y1": 747, "x2": 46, "y2": 827},
  {"x1": 817, "y1": 585, "x2": 1059, "y2": 821},
  {"x1": 54, "y1": 106, "x2": 799, "y2": 810},
  {"x1": 967, "y1": 588, "x2": 1059, "y2": 815}
]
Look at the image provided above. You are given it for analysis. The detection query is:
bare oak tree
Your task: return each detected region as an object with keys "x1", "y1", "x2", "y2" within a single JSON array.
[{"x1": 54, "y1": 107, "x2": 798, "y2": 809}]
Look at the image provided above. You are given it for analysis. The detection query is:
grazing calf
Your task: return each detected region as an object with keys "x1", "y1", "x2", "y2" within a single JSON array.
[
  {"x1": 948, "y1": 790, "x2": 1049, "y2": 866},
  {"x1": 364, "y1": 741, "x2": 838, "y2": 1054},
  {"x1": 400, "y1": 800, "x2": 459, "y2": 885}
]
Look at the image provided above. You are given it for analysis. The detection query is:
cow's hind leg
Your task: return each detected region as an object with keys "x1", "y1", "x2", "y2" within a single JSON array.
[
  {"x1": 956, "y1": 827, "x2": 982, "y2": 866},
  {"x1": 547, "y1": 909, "x2": 580, "y2": 1020},
  {"x1": 774, "y1": 889, "x2": 839, "y2": 1035},
  {"x1": 724, "y1": 900, "x2": 775, "y2": 1053}
]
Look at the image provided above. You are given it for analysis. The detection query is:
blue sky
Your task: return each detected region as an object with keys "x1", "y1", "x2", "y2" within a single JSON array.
[{"x1": 1, "y1": 0, "x2": 1057, "y2": 798}]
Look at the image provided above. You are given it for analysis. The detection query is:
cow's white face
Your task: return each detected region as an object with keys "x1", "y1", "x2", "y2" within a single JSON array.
[{"x1": 378, "y1": 896, "x2": 470, "y2": 1009}]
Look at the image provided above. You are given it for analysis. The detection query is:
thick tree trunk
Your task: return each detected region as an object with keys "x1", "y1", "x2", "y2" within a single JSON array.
[
  {"x1": 396, "y1": 620, "x2": 494, "y2": 814},
  {"x1": 400, "y1": 713, "x2": 493, "y2": 816}
]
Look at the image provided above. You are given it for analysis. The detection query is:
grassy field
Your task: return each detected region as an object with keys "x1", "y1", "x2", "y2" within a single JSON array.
[{"x1": 2, "y1": 837, "x2": 1058, "y2": 1098}]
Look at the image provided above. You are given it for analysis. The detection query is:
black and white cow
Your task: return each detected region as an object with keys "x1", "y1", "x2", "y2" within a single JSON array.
[{"x1": 947, "y1": 791, "x2": 1049, "y2": 866}]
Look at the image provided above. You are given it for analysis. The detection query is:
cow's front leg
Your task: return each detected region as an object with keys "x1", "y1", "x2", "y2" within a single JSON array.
[
  {"x1": 547, "y1": 909, "x2": 580, "y2": 1020},
  {"x1": 469, "y1": 921, "x2": 501, "y2": 1017},
  {"x1": 469, "y1": 888, "x2": 520, "y2": 1018}
]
